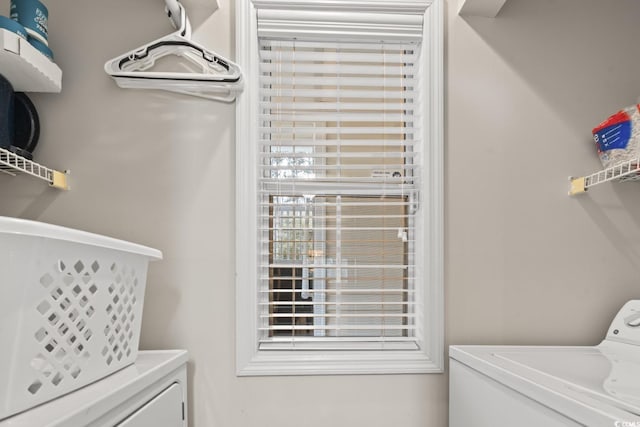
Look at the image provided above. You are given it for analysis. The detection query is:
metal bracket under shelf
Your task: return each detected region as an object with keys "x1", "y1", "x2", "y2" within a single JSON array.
[
  {"x1": 569, "y1": 158, "x2": 640, "y2": 196},
  {"x1": 0, "y1": 147, "x2": 69, "y2": 190}
]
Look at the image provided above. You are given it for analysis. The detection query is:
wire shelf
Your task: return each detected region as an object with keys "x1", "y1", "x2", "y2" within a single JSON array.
[
  {"x1": 0, "y1": 147, "x2": 68, "y2": 190},
  {"x1": 569, "y1": 158, "x2": 640, "y2": 195}
]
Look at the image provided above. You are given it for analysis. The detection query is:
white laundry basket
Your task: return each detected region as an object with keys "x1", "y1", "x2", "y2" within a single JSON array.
[{"x1": 0, "y1": 216, "x2": 162, "y2": 420}]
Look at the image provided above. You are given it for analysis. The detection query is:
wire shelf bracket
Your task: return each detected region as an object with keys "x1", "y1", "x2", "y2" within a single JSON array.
[
  {"x1": 568, "y1": 158, "x2": 640, "y2": 196},
  {"x1": 0, "y1": 147, "x2": 69, "y2": 190}
]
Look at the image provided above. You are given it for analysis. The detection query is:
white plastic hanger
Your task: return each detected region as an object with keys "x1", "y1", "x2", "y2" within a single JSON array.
[{"x1": 104, "y1": 0, "x2": 243, "y2": 102}]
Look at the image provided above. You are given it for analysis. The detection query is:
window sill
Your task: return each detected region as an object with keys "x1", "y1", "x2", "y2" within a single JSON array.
[{"x1": 236, "y1": 349, "x2": 443, "y2": 376}]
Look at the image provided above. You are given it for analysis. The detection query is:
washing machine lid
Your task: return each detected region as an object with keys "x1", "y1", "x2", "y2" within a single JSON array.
[{"x1": 450, "y1": 342, "x2": 640, "y2": 425}]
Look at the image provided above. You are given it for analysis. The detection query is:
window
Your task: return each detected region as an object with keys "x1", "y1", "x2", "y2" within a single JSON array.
[{"x1": 236, "y1": 0, "x2": 443, "y2": 375}]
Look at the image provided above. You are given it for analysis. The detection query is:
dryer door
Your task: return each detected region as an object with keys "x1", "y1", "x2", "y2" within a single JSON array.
[{"x1": 117, "y1": 383, "x2": 184, "y2": 427}]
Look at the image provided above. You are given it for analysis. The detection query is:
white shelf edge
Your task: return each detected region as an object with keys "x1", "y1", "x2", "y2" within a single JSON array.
[
  {"x1": 0, "y1": 28, "x2": 62, "y2": 93},
  {"x1": 0, "y1": 147, "x2": 69, "y2": 190}
]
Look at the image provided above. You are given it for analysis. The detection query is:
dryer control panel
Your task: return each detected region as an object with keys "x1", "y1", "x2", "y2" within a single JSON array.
[{"x1": 605, "y1": 300, "x2": 640, "y2": 346}]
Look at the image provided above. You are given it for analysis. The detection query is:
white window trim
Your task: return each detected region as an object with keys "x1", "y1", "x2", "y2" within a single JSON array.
[{"x1": 235, "y1": 0, "x2": 444, "y2": 376}]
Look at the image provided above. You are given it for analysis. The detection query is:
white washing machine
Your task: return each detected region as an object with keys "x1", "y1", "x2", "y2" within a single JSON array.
[
  {"x1": 0, "y1": 350, "x2": 188, "y2": 427},
  {"x1": 450, "y1": 300, "x2": 640, "y2": 427}
]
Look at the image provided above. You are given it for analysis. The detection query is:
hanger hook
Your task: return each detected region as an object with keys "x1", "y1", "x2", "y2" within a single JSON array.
[{"x1": 165, "y1": 0, "x2": 182, "y2": 29}]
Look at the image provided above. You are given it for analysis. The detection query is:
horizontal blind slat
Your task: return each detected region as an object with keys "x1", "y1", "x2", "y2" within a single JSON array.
[
  {"x1": 259, "y1": 226, "x2": 411, "y2": 231},
  {"x1": 258, "y1": 288, "x2": 416, "y2": 293},
  {"x1": 260, "y1": 77, "x2": 417, "y2": 88},
  {"x1": 260, "y1": 303, "x2": 413, "y2": 307},
  {"x1": 260, "y1": 140, "x2": 418, "y2": 147},
  {"x1": 259, "y1": 325, "x2": 416, "y2": 331},
  {"x1": 258, "y1": 216, "x2": 413, "y2": 222},
  {"x1": 262, "y1": 101, "x2": 417, "y2": 109},
  {"x1": 261, "y1": 153, "x2": 418, "y2": 160},
  {"x1": 260, "y1": 177, "x2": 415, "y2": 182},
  {"x1": 261, "y1": 88, "x2": 416, "y2": 99},
  {"x1": 258, "y1": 50, "x2": 417, "y2": 63},
  {"x1": 264, "y1": 313, "x2": 415, "y2": 318},
  {"x1": 267, "y1": 263, "x2": 409, "y2": 269},
  {"x1": 259, "y1": 183, "x2": 417, "y2": 195},
  {"x1": 259, "y1": 199, "x2": 416, "y2": 207},
  {"x1": 260, "y1": 113, "x2": 415, "y2": 122},
  {"x1": 260, "y1": 63, "x2": 417, "y2": 75},
  {"x1": 262, "y1": 164, "x2": 415, "y2": 172},
  {"x1": 259, "y1": 39, "x2": 419, "y2": 50},
  {"x1": 260, "y1": 126, "x2": 415, "y2": 134}
]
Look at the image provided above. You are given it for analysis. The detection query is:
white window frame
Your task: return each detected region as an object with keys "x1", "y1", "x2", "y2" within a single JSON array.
[{"x1": 235, "y1": 0, "x2": 443, "y2": 376}]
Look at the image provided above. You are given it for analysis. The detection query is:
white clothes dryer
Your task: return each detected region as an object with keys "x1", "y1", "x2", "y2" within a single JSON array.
[
  {"x1": 0, "y1": 350, "x2": 188, "y2": 427},
  {"x1": 450, "y1": 300, "x2": 640, "y2": 427}
]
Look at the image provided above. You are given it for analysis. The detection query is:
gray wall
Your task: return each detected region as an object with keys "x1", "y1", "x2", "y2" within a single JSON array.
[{"x1": 0, "y1": 0, "x2": 639, "y2": 426}]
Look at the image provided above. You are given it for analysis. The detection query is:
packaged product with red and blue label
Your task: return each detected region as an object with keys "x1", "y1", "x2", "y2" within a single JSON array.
[{"x1": 593, "y1": 104, "x2": 640, "y2": 169}]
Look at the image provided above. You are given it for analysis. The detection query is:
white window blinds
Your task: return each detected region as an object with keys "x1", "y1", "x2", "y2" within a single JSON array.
[{"x1": 257, "y1": 36, "x2": 422, "y2": 350}]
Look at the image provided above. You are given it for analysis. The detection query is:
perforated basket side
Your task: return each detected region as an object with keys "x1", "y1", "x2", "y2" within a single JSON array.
[
  {"x1": 100, "y1": 261, "x2": 143, "y2": 367},
  {"x1": 1, "y1": 238, "x2": 150, "y2": 420}
]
